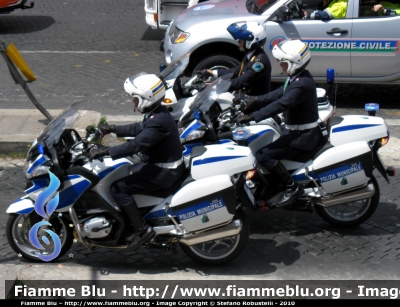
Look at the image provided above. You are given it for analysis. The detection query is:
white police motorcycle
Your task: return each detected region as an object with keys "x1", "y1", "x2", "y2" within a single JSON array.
[
  {"x1": 5, "y1": 101, "x2": 258, "y2": 264},
  {"x1": 178, "y1": 74, "x2": 395, "y2": 227}
]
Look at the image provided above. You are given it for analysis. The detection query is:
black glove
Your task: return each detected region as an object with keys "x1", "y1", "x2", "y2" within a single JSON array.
[
  {"x1": 232, "y1": 93, "x2": 243, "y2": 105},
  {"x1": 195, "y1": 69, "x2": 213, "y2": 78},
  {"x1": 242, "y1": 96, "x2": 259, "y2": 115},
  {"x1": 98, "y1": 123, "x2": 116, "y2": 135},
  {"x1": 234, "y1": 114, "x2": 255, "y2": 125},
  {"x1": 88, "y1": 147, "x2": 110, "y2": 161}
]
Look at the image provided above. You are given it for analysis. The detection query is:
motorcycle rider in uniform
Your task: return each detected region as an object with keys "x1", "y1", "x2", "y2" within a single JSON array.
[
  {"x1": 88, "y1": 74, "x2": 185, "y2": 250},
  {"x1": 233, "y1": 39, "x2": 323, "y2": 207},
  {"x1": 197, "y1": 21, "x2": 272, "y2": 96}
]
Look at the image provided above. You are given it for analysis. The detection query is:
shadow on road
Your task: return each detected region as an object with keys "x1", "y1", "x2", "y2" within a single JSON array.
[
  {"x1": 0, "y1": 16, "x2": 55, "y2": 34},
  {"x1": 141, "y1": 27, "x2": 165, "y2": 41}
]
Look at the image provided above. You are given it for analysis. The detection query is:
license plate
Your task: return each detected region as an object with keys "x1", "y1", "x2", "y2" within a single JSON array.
[{"x1": 244, "y1": 183, "x2": 255, "y2": 206}]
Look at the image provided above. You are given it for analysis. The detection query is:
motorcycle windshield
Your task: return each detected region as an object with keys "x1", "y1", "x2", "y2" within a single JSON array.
[
  {"x1": 159, "y1": 52, "x2": 191, "y2": 81},
  {"x1": 180, "y1": 73, "x2": 233, "y2": 123},
  {"x1": 37, "y1": 100, "x2": 88, "y2": 147}
]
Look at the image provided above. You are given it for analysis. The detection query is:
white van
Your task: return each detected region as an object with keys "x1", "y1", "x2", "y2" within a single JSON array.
[{"x1": 144, "y1": 0, "x2": 209, "y2": 30}]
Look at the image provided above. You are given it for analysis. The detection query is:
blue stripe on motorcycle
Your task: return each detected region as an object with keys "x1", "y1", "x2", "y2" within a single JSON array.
[
  {"x1": 25, "y1": 178, "x2": 48, "y2": 194},
  {"x1": 292, "y1": 172, "x2": 314, "y2": 181},
  {"x1": 246, "y1": 129, "x2": 274, "y2": 143},
  {"x1": 193, "y1": 156, "x2": 245, "y2": 166},
  {"x1": 17, "y1": 207, "x2": 35, "y2": 214},
  {"x1": 332, "y1": 124, "x2": 380, "y2": 133},
  {"x1": 98, "y1": 162, "x2": 130, "y2": 180},
  {"x1": 57, "y1": 179, "x2": 91, "y2": 209},
  {"x1": 215, "y1": 139, "x2": 235, "y2": 144},
  {"x1": 27, "y1": 155, "x2": 47, "y2": 174}
]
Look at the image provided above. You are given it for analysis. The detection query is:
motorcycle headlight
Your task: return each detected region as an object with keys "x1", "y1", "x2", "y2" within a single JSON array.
[
  {"x1": 24, "y1": 153, "x2": 51, "y2": 179},
  {"x1": 186, "y1": 130, "x2": 205, "y2": 142},
  {"x1": 31, "y1": 165, "x2": 51, "y2": 178}
]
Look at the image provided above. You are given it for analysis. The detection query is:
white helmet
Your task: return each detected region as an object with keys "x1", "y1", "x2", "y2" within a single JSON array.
[
  {"x1": 272, "y1": 39, "x2": 311, "y2": 76},
  {"x1": 124, "y1": 73, "x2": 166, "y2": 113},
  {"x1": 227, "y1": 21, "x2": 267, "y2": 51}
]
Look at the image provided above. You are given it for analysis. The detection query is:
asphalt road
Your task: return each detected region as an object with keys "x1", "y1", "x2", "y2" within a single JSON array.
[
  {"x1": 0, "y1": 0, "x2": 399, "y2": 118},
  {"x1": 1, "y1": 0, "x2": 400, "y2": 295}
]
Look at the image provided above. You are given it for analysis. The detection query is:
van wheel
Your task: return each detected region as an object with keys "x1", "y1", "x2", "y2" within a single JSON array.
[
  {"x1": 179, "y1": 209, "x2": 249, "y2": 264},
  {"x1": 314, "y1": 176, "x2": 380, "y2": 227},
  {"x1": 193, "y1": 55, "x2": 240, "y2": 75}
]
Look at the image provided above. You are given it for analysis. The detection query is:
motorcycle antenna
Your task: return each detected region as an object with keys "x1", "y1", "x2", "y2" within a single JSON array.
[{"x1": 326, "y1": 68, "x2": 336, "y2": 116}]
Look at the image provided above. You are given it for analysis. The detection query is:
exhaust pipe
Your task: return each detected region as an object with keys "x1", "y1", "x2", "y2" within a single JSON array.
[
  {"x1": 179, "y1": 219, "x2": 242, "y2": 246},
  {"x1": 319, "y1": 183, "x2": 375, "y2": 207}
]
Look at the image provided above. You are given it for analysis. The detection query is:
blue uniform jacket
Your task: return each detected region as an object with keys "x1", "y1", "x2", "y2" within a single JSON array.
[
  {"x1": 109, "y1": 105, "x2": 183, "y2": 162},
  {"x1": 251, "y1": 70, "x2": 323, "y2": 151},
  {"x1": 217, "y1": 48, "x2": 272, "y2": 96}
]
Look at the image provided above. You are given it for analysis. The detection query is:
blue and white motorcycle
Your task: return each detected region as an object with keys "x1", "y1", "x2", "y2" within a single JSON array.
[
  {"x1": 178, "y1": 75, "x2": 395, "y2": 227},
  {"x1": 5, "y1": 101, "x2": 258, "y2": 264}
]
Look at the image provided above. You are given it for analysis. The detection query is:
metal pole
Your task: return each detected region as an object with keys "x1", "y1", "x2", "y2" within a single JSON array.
[{"x1": 0, "y1": 48, "x2": 53, "y2": 121}]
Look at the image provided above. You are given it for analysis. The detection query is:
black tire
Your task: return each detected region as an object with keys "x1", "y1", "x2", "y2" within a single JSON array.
[
  {"x1": 179, "y1": 209, "x2": 250, "y2": 265},
  {"x1": 314, "y1": 176, "x2": 380, "y2": 227},
  {"x1": 193, "y1": 55, "x2": 240, "y2": 76},
  {"x1": 6, "y1": 212, "x2": 73, "y2": 262}
]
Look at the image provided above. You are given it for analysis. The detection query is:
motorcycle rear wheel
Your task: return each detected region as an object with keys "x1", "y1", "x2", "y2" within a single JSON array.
[
  {"x1": 179, "y1": 209, "x2": 249, "y2": 265},
  {"x1": 6, "y1": 212, "x2": 73, "y2": 262},
  {"x1": 315, "y1": 176, "x2": 380, "y2": 227}
]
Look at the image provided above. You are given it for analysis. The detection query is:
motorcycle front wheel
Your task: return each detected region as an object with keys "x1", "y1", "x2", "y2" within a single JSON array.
[
  {"x1": 6, "y1": 212, "x2": 73, "y2": 262},
  {"x1": 179, "y1": 209, "x2": 250, "y2": 265},
  {"x1": 315, "y1": 176, "x2": 380, "y2": 227}
]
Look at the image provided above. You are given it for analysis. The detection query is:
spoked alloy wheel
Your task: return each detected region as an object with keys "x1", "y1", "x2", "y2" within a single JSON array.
[
  {"x1": 315, "y1": 176, "x2": 380, "y2": 227},
  {"x1": 6, "y1": 212, "x2": 73, "y2": 262},
  {"x1": 180, "y1": 209, "x2": 249, "y2": 264}
]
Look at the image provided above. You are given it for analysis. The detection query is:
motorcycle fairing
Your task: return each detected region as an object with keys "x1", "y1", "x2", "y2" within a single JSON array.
[
  {"x1": 57, "y1": 175, "x2": 92, "y2": 210},
  {"x1": 312, "y1": 141, "x2": 373, "y2": 194},
  {"x1": 6, "y1": 196, "x2": 34, "y2": 214},
  {"x1": 170, "y1": 174, "x2": 236, "y2": 232},
  {"x1": 84, "y1": 158, "x2": 132, "y2": 180},
  {"x1": 191, "y1": 144, "x2": 256, "y2": 180},
  {"x1": 25, "y1": 178, "x2": 49, "y2": 194},
  {"x1": 329, "y1": 115, "x2": 389, "y2": 146}
]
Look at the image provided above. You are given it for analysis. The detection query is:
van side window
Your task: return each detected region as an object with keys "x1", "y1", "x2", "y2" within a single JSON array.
[{"x1": 359, "y1": 0, "x2": 400, "y2": 17}]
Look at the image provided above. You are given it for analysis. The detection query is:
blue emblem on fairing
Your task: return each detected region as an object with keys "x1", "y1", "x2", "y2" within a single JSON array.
[
  {"x1": 28, "y1": 171, "x2": 61, "y2": 262},
  {"x1": 252, "y1": 63, "x2": 264, "y2": 72},
  {"x1": 332, "y1": 124, "x2": 380, "y2": 133},
  {"x1": 193, "y1": 156, "x2": 245, "y2": 166}
]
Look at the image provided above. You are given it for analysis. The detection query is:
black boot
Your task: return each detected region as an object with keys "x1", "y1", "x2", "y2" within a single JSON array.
[
  {"x1": 126, "y1": 220, "x2": 156, "y2": 250},
  {"x1": 268, "y1": 161, "x2": 304, "y2": 207},
  {"x1": 120, "y1": 200, "x2": 156, "y2": 250}
]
